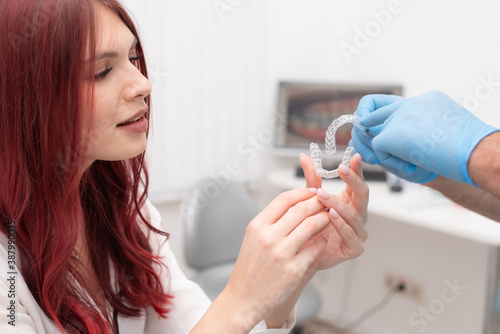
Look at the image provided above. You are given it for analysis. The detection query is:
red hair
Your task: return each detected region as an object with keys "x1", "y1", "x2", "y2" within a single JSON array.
[{"x1": 0, "y1": 0, "x2": 172, "y2": 333}]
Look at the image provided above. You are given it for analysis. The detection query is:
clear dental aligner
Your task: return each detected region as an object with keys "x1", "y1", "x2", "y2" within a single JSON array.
[{"x1": 310, "y1": 115, "x2": 368, "y2": 179}]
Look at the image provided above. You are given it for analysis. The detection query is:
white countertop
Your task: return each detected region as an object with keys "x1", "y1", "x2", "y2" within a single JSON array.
[{"x1": 268, "y1": 169, "x2": 500, "y2": 246}]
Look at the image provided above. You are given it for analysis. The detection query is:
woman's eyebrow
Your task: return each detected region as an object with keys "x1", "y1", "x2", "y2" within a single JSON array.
[
  {"x1": 130, "y1": 38, "x2": 138, "y2": 51},
  {"x1": 91, "y1": 51, "x2": 118, "y2": 62},
  {"x1": 86, "y1": 38, "x2": 139, "y2": 63}
]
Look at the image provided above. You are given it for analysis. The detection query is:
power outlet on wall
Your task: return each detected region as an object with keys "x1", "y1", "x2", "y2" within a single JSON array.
[{"x1": 385, "y1": 272, "x2": 425, "y2": 303}]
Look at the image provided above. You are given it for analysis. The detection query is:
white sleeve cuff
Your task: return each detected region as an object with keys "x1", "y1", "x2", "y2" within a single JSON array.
[{"x1": 250, "y1": 307, "x2": 296, "y2": 333}]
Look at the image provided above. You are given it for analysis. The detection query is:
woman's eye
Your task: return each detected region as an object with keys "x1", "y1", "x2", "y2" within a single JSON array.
[
  {"x1": 95, "y1": 67, "x2": 113, "y2": 81},
  {"x1": 129, "y1": 53, "x2": 143, "y2": 67}
]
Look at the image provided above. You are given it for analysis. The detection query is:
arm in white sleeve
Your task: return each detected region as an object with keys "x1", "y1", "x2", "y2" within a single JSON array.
[{"x1": 0, "y1": 233, "x2": 53, "y2": 334}]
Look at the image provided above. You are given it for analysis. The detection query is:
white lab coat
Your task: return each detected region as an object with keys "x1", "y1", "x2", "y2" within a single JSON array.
[{"x1": 0, "y1": 200, "x2": 294, "y2": 333}]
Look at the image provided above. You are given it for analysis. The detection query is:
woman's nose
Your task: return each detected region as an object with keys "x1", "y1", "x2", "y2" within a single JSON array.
[{"x1": 124, "y1": 67, "x2": 152, "y2": 102}]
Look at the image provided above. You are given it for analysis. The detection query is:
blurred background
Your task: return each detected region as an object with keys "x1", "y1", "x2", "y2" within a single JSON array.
[{"x1": 120, "y1": 1, "x2": 500, "y2": 333}]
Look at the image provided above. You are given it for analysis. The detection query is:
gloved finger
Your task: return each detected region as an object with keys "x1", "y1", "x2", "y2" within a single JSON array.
[
  {"x1": 355, "y1": 94, "x2": 405, "y2": 118},
  {"x1": 377, "y1": 154, "x2": 416, "y2": 176},
  {"x1": 373, "y1": 148, "x2": 390, "y2": 163},
  {"x1": 359, "y1": 100, "x2": 404, "y2": 127},
  {"x1": 349, "y1": 131, "x2": 379, "y2": 165},
  {"x1": 380, "y1": 157, "x2": 438, "y2": 184},
  {"x1": 367, "y1": 124, "x2": 383, "y2": 136},
  {"x1": 352, "y1": 126, "x2": 375, "y2": 148}
]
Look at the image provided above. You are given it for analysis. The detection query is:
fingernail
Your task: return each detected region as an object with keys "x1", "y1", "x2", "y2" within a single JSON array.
[
  {"x1": 317, "y1": 188, "x2": 330, "y2": 200},
  {"x1": 322, "y1": 233, "x2": 330, "y2": 241},
  {"x1": 339, "y1": 164, "x2": 351, "y2": 176},
  {"x1": 309, "y1": 187, "x2": 318, "y2": 195},
  {"x1": 329, "y1": 208, "x2": 340, "y2": 220}
]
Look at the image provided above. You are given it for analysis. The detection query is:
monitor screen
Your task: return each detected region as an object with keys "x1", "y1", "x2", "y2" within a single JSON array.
[{"x1": 274, "y1": 81, "x2": 403, "y2": 158}]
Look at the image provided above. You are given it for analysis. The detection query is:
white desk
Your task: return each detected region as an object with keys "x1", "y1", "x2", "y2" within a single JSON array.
[
  {"x1": 269, "y1": 169, "x2": 500, "y2": 333},
  {"x1": 268, "y1": 168, "x2": 500, "y2": 246}
]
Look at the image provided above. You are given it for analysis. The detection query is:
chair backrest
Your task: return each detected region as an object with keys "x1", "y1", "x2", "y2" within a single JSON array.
[{"x1": 181, "y1": 178, "x2": 259, "y2": 270}]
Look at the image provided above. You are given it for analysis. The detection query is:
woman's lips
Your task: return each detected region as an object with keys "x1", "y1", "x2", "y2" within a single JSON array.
[{"x1": 116, "y1": 115, "x2": 148, "y2": 133}]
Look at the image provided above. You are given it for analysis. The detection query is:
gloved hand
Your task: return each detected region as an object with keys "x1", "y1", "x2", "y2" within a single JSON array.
[
  {"x1": 350, "y1": 91, "x2": 499, "y2": 185},
  {"x1": 349, "y1": 94, "x2": 437, "y2": 183}
]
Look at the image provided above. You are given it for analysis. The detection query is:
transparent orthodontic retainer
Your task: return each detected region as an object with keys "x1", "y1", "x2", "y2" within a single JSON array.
[{"x1": 310, "y1": 115, "x2": 368, "y2": 179}]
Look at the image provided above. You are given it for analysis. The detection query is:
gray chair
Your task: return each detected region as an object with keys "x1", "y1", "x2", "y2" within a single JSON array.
[{"x1": 181, "y1": 178, "x2": 321, "y2": 329}]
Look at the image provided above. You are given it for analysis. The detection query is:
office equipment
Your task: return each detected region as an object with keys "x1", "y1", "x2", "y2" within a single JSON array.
[{"x1": 274, "y1": 81, "x2": 403, "y2": 161}]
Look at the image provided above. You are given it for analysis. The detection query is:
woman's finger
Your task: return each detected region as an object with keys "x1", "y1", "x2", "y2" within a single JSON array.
[
  {"x1": 272, "y1": 195, "x2": 326, "y2": 237},
  {"x1": 284, "y1": 211, "x2": 331, "y2": 252},
  {"x1": 329, "y1": 209, "x2": 365, "y2": 258},
  {"x1": 337, "y1": 154, "x2": 369, "y2": 222},
  {"x1": 316, "y1": 189, "x2": 368, "y2": 241},
  {"x1": 350, "y1": 153, "x2": 365, "y2": 181},
  {"x1": 294, "y1": 230, "x2": 329, "y2": 270},
  {"x1": 254, "y1": 188, "x2": 318, "y2": 227},
  {"x1": 299, "y1": 153, "x2": 322, "y2": 189},
  {"x1": 337, "y1": 155, "x2": 368, "y2": 200}
]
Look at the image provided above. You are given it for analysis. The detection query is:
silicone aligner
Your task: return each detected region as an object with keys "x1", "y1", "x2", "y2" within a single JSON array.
[{"x1": 310, "y1": 115, "x2": 369, "y2": 179}]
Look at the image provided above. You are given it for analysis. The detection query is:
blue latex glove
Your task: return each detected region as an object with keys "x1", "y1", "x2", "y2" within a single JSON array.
[
  {"x1": 350, "y1": 94, "x2": 437, "y2": 183},
  {"x1": 351, "y1": 91, "x2": 499, "y2": 185},
  {"x1": 350, "y1": 94, "x2": 404, "y2": 164}
]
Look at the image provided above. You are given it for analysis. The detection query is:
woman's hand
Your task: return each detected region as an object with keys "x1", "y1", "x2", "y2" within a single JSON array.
[
  {"x1": 193, "y1": 157, "x2": 369, "y2": 333},
  {"x1": 209, "y1": 188, "x2": 332, "y2": 332},
  {"x1": 299, "y1": 152, "x2": 369, "y2": 273}
]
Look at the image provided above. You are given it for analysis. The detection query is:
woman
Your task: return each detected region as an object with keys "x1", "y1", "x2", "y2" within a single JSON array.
[{"x1": 0, "y1": 0, "x2": 369, "y2": 333}]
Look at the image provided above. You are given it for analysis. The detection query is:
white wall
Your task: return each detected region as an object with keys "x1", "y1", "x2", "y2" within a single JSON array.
[
  {"x1": 121, "y1": 0, "x2": 271, "y2": 197},
  {"x1": 121, "y1": 0, "x2": 500, "y2": 196}
]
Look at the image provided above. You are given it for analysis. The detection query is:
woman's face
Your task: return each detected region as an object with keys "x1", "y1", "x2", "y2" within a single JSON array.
[{"x1": 84, "y1": 5, "x2": 152, "y2": 166}]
